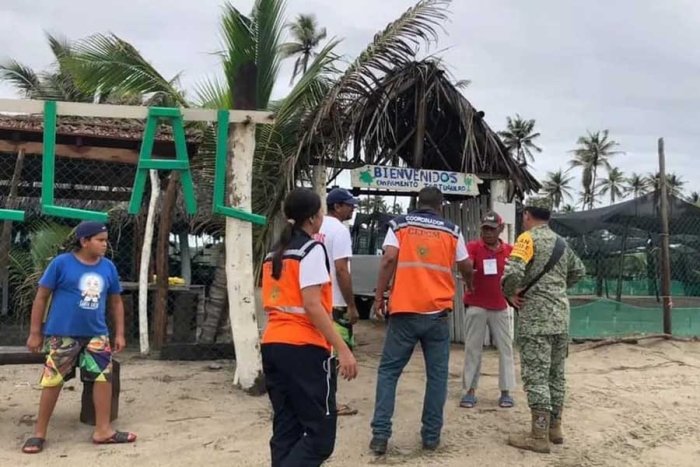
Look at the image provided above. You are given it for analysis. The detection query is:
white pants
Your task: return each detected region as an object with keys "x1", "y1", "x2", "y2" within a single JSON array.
[{"x1": 462, "y1": 306, "x2": 516, "y2": 392}]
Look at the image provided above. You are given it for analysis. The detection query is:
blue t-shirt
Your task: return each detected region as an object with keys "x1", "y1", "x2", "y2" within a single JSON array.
[{"x1": 39, "y1": 253, "x2": 123, "y2": 337}]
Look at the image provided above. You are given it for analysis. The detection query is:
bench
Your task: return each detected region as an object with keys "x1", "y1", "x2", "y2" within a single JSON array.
[{"x1": 0, "y1": 346, "x2": 119, "y2": 425}]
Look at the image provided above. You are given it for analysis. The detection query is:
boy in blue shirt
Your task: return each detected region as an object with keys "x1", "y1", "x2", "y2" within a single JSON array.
[{"x1": 22, "y1": 221, "x2": 136, "y2": 454}]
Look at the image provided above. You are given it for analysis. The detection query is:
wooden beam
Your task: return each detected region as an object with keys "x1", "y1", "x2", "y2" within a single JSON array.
[
  {"x1": 0, "y1": 185, "x2": 133, "y2": 201},
  {"x1": 0, "y1": 98, "x2": 275, "y2": 125},
  {"x1": 342, "y1": 187, "x2": 475, "y2": 201},
  {"x1": 0, "y1": 139, "x2": 140, "y2": 164}
]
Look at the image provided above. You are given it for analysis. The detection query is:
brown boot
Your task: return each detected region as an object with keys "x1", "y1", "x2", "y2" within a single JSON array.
[
  {"x1": 550, "y1": 408, "x2": 564, "y2": 444},
  {"x1": 507, "y1": 410, "x2": 551, "y2": 453}
]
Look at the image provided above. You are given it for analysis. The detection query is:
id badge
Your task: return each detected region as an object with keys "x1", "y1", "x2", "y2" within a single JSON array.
[{"x1": 483, "y1": 258, "x2": 498, "y2": 276}]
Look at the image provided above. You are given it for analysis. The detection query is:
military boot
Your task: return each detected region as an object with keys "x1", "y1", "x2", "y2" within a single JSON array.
[
  {"x1": 550, "y1": 408, "x2": 564, "y2": 444},
  {"x1": 507, "y1": 410, "x2": 551, "y2": 454}
]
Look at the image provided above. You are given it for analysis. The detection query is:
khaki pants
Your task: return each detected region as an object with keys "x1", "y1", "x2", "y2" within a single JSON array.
[{"x1": 462, "y1": 306, "x2": 516, "y2": 392}]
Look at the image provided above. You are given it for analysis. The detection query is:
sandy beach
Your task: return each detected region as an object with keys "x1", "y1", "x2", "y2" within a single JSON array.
[{"x1": 2, "y1": 321, "x2": 699, "y2": 467}]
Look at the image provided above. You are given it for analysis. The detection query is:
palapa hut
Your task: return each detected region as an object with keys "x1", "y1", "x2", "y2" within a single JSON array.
[
  {"x1": 298, "y1": 59, "x2": 539, "y2": 343},
  {"x1": 299, "y1": 59, "x2": 538, "y2": 237}
]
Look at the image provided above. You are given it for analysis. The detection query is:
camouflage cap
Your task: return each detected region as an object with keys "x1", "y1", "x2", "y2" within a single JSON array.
[{"x1": 524, "y1": 196, "x2": 553, "y2": 211}]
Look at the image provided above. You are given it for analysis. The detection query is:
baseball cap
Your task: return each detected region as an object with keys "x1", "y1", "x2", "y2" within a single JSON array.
[
  {"x1": 75, "y1": 221, "x2": 108, "y2": 239},
  {"x1": 327, "y1": 188, "x2": 359, "y2": 206},
  {"x1": 481, "y1": 212, "x2": 503, "y2": 229}
]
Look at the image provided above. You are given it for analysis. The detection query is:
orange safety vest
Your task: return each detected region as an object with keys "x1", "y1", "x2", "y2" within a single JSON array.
[
  {"x1": 261, "y1": 232, "x2": 333, "y2": 351},
  {"x1": 387, "y1": 210, "x2": 460, "y2": 314}
]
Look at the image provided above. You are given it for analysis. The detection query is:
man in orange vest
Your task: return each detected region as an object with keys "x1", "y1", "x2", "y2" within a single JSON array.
[{"x1": 369, "y1": 187, "x2": 473, "y2": 455}]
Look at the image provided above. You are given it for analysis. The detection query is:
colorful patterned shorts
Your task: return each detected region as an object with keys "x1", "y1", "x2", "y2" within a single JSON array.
[
  {"x1": 41, "y1": 336, "x2": 113, "y2": 388},
  {"x1": 332, "y1": 307, "x2": 355, "y2": 356}
]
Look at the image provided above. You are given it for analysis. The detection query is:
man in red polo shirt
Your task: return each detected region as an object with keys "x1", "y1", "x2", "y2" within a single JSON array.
[{"x1": 459, "y1": 212, "x2": 516, "y2": 409}]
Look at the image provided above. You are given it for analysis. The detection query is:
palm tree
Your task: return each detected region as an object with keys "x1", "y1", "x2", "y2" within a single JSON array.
[
  {"x1": 541, "y1": 168, "x2": 574, "y2": 210},
  {"x1": 280, "y1": 14, "x2": 328, "y2": 84},
  {"x1": 626, "y1": 172, "x2": 650, "y2": 199},
  {"x1": 569, "y1": 130, "x2": 623, "y2": 210},
  {"x1": 390, "y1": 203, "x2": 404, "y2": 215},
  {"x1": 358, "y1": 196, "x2": 388, "y2": 214},
  {"x1": 498, "y1": 114, "x2": 542, "y2": 165},
  {"x1": 577, "y1": 190, "x2": 601, "y2": 209},
  {"x1": 598, "y1": 166, "x2": 626, "y2": 204},
  {"x1": 646, "y1": 172, "x2": 686, "y2": 198},
  {"x1": 0, "y1": 33, "x2": 99, "y2": 102},
  {"x1": 560, "y1": 204, "x2": 576, "y2": 213},
  {"x1": 688, "y1": 191, "x2": 700, "y2": 206}
]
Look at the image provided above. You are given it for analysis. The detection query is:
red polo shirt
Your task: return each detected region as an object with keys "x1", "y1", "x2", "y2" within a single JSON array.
[{"x1": 463, "y1": 239, "x2": 513, "y2": 311}]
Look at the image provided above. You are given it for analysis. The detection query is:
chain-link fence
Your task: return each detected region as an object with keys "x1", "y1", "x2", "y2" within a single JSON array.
[
  {"x1": 550, "y1": 193, "x2": 700, "y2": 338},
  {"x1": 0, "y1": 120, "x2": 240, "y2": 361}
]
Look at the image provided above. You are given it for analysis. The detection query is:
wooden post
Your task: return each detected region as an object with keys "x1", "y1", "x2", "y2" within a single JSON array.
[
  {"x1": 226, "y1": 62, "x2": 265, "y2": 395},
  {"x1": 179, "y1": 231, "x2": 192, "y2": 286},
  {"x1": 81, "y1": 359, "x2": 120, "y2": 425},
  {"x1": 138, "y1": 170, "x2": 160, "y2": 355},
  {"x1": 312, "y1": 165, "x2": 328, "y2": 208},
  {"x1": 409, "y1": 79, "x2": 427, "y2": 211},
  {"x1": 0, "y1": 149, "x2": 25, "y2": 315},
  {"x1": 153, "y1": 172, "x2": 179, "y2": 350},
  {"x1": 658, "y1": 138, "x2": 672, "y2": 334}
]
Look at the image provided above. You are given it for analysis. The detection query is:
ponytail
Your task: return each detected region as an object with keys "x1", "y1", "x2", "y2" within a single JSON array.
[
  {"x1": 271, "y1": 223, "x2": 296, "y2": 280},
  {"x1": 270, "y1": 187, "x2": 322, "y2": 280}
]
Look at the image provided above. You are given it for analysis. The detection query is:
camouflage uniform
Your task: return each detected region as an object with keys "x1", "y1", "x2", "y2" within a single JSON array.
[{"x1": 502, "y1": 197, "x2": 585, "y2": 452}]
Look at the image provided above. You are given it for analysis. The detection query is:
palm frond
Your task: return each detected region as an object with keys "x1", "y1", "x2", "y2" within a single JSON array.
[
  {"x1": 219, "y1": 2, "x2": 256, "y2": 109},
  {"x1": 67, "y1": 33, "x2": 187, "y2": 106},
  {"x1": 194, "y1": 76, "x2": 232, "y2": 109},
  {"x1": 0, "y1": 60, "x2": 41, "y2": 98},
  {"x1": 301, "y1": 0, "x2": 451, "y2": 152},
  {"x1": 251, "y1": 0, "x2": 286, "y2": 108}
]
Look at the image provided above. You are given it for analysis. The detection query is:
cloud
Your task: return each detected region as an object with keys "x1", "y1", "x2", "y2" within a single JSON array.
[{"x1": 1, "y1": 0, "x2": 697, "y2": 200}]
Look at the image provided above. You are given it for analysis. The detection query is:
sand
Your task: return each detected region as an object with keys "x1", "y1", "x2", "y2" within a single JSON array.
[{"x1": 2, "y1": 321, "x2": 700, "y2": 467}]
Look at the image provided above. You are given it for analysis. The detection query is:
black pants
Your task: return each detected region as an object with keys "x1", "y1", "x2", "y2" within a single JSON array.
[{"x1": 262, "y1": 343, "x2": 338, "y2": 467}]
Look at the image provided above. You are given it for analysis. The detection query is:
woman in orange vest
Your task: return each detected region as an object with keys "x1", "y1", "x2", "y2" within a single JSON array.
[{"x1": 261, "y1": 187, "x2": 358, "y2": 467}]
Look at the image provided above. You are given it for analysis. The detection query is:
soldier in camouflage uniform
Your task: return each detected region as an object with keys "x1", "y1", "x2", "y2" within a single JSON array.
[{"x1": 501, "y1": 197, "x2": 585, "y2": 454}]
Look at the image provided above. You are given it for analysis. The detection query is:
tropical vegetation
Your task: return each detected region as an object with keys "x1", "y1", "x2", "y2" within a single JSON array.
[{"x1": 498, "y1": 114, "x2": 542, "y2": 166}]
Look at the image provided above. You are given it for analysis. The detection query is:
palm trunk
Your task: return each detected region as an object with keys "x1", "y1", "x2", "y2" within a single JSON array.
[
  {"x1": 138, "y1": 170, "x2": 160, "y2": 355},
  {"x1": 199, "y1": 244, "x2": 227, "y2": 343},
  {"x1": 226, "y1": 119, "x2": 264, "y2": 395},
  {"x1": 179, "y1": 231, "x2": 191, "y2": 286},
  {"x1": 153, "y1": 173, "x2": 179, "y2": 350},
  {"x1": 312, "y1": 165, "x2": 327, "y2": 206}
]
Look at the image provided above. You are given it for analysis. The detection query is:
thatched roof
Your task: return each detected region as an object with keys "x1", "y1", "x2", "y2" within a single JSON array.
[
  {"x1": 0, "y1": 114, "x2": 203, "y2": 143},
  {"x1": 300, "y1": 59, "x2": 540, "y2": 197}
]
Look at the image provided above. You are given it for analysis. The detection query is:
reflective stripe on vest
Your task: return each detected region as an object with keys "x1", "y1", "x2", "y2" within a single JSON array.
[
  {"x1": 396, "y1": 261, "x2": 453, "y2": 274},
  {"x1": 388, "y1": 210, "x2": 459, "y2": 314},
  {"x1": 272, "y1": 305, "x2": 307, "y2": 315},
  {"x1": 261, "y1": 233, "x2": 333, "y2": 349}
]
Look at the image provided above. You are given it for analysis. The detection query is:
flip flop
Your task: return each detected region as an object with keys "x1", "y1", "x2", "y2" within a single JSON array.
[
  {"x1": 22, "y1": 437, "x2": 45, "y2": 454},
  {"x1": 92, "y1": 431, "x2": 137, "y2": 445},
  {"x1": 460, "y1": 394, "x2": 477, "y2": 408},
  {"x1": 498, "y1": 394, "x2": 515, "y2": 408},
  {"x1": 336, "y1": 404, "x2": 358, "y2": 416}
]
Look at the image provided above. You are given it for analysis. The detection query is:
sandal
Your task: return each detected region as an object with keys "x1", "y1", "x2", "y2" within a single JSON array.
[
  {"x1": 92, "y1": 431, "x2": 137, "y2": 445},
  {"x1": 336, "y1": 404, "x2": 358, "y2": 416},
  {"x1": 460, "y1": 393, "x2": 477, "y2": 408},
  {"x1": 498, "y1": 394, "x2": 515, "y2": 408},
  {"x1": 22, "y1": 437, "x2": 45, "y2": 454}
]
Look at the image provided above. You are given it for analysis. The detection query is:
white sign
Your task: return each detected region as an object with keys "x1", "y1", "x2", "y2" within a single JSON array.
[{"x1": 351, "y1": 165, "x2": 482, "y2": 196}]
